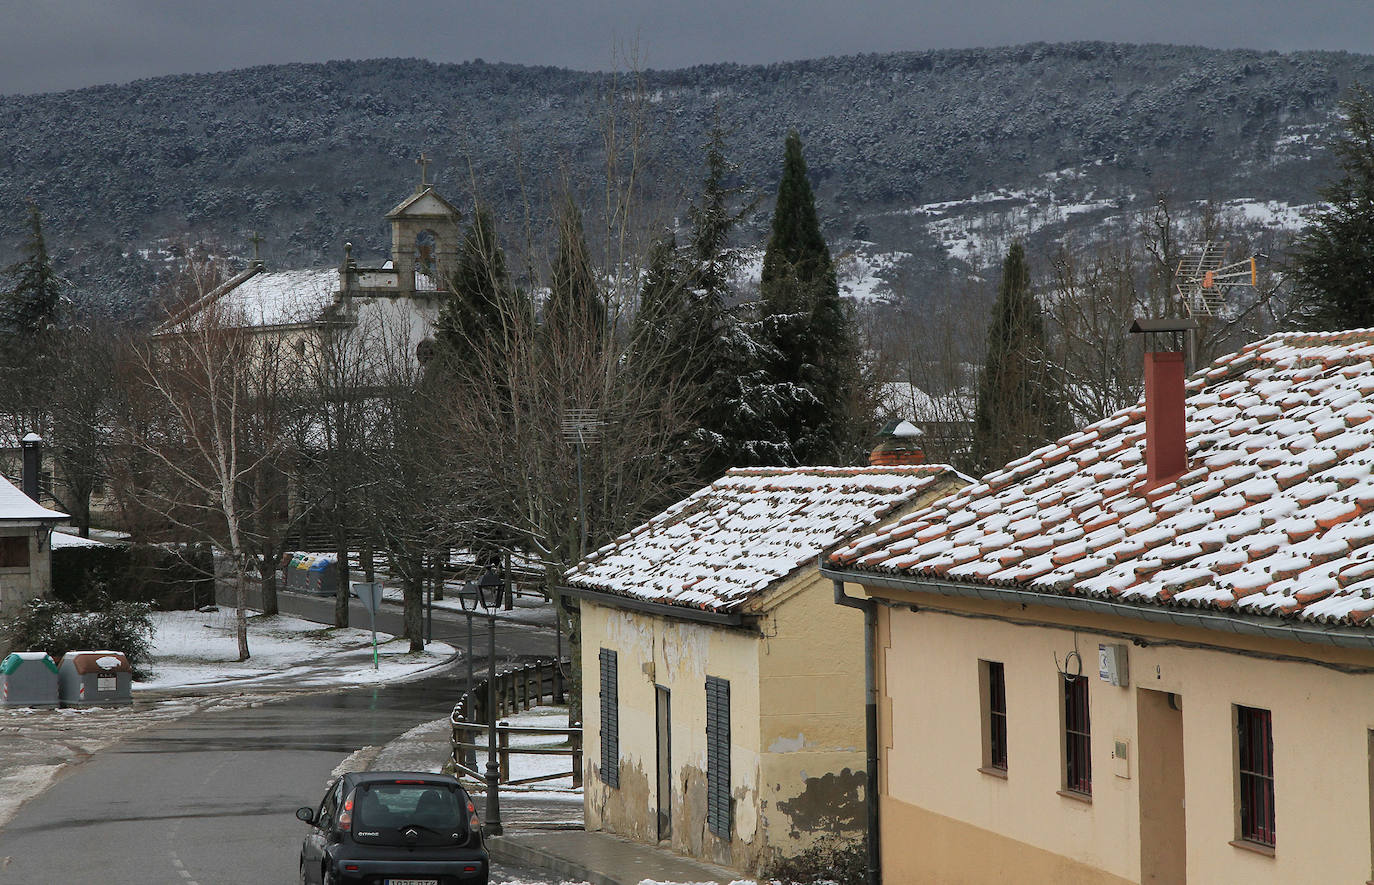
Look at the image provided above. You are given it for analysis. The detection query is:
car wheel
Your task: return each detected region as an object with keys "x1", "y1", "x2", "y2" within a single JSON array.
[
  {"x1": 298, "y1": 860, "x2": 308, "y2": 885},
  {"x1": 322, "y1": 867, "x2": 338, "y2": 885}
]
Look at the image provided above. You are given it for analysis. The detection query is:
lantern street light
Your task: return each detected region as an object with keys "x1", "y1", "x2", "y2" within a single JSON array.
[{"x1": 476, "y1": 566, "x2": 505, "y2": 836}]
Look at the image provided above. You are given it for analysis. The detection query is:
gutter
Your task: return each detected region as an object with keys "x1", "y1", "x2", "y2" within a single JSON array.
[
  {"x1": 820, "y1": 566, "x2": 1374, "y2": 652},
  {"x1": 555, "y1": 584, "x2": 748, "y2": 628},
  {"x1": 833, "y1": 578, "x2": 880, "y2": 885}
]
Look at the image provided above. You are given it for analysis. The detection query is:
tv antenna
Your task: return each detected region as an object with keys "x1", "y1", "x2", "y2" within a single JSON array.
[{"x1": 1174, "y1": 242, "x2": 1259, "y2": 318}]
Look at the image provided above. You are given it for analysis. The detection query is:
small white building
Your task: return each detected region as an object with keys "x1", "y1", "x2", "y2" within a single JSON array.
[{"x1": 0, "y1": 473, "x2": 66, "y2": 618}]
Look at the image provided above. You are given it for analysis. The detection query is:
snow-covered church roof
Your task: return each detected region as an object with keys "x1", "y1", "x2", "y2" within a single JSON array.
[
  {"x1": 566, "y1": 465, "x2": 963, "y2": 615},
  {"x1": 200, "y1": 266, "x2": 340, "y2": 328}
]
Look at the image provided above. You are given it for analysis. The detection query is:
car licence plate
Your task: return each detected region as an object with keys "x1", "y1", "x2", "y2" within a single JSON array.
[{"x1": 385, "y1": 880, "x2": 437, "y2": 885}]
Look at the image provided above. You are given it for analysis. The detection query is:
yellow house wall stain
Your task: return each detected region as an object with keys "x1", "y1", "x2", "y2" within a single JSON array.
[{"x1": 873, "y1": 590, "x2": 1374, "y2": 884}]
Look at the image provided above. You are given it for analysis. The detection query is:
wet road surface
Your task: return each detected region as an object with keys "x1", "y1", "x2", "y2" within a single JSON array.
[{"x1": 0, "y1": 671, "x2": 554, "y2": 884}]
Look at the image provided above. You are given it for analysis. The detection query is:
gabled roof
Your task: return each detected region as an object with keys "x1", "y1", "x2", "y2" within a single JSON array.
[
  {"x1": 0, "y1": 475, "x2": 65, "y2": 522},
  {"x1": 385, "y1": 186, "x2": 460, "y2": 219},
  {"x1": 566, "y1": 465, "x2": 964, "y2": 615},
  {"x1": 832, "y1": 330, "x2": 1374, "y2": 629},
  {"x1": 207, "y1": 267, "x2": 339, "y2": 328},
  {"x1": 160, "y1": 266, "x2": 340, "y2": 333}
]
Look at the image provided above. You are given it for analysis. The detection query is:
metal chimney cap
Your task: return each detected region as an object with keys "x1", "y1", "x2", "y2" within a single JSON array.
[
  {"x1": 20, "y1": 433, "x2": 42, "y2": 444},
  {"x1": 1129, "y1": 317, "x2": 1199, "y2": 334}
]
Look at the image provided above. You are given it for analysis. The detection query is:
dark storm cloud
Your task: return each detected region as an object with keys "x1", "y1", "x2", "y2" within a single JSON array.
[{"x1": 1, "y1": 0, "x2": 1371, "y2": 96}]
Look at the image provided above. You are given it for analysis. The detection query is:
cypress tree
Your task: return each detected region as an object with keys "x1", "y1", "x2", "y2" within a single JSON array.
[
  {"x1": 757, "y1": 130, "x2": 864, "y2": 465},
  {"x1": 436, "y1": 205, "x2": 524, "y2": 353},
  {"x1": 1290, "y1": 84, "x2": 1374, "y2": 330},
  {"x1": 545, "y1": 196, "x2": 604, "y2": 341},
  {"x1": 971, "y1": 242, "x2": 1070, "y2": 474},
  {"x1": 4, "y1": 202, "x2": 61, "y2": 337}
]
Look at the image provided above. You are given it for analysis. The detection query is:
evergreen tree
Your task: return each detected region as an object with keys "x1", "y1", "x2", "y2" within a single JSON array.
[
  {"x1": 1290, "y1": 84, "x2": 1374, "y2": 330},
  {"x1": 544, "y1": 196, "x2": 604, "y2": 340},
  {"x1": 971, "y1": 242, "x2": 1070, "y2": 474},
  {"x1": 757, "y1": 130, "x2": 865, "y2": 465},
  {"x1": 4, "y1": 202, "x2": 61, "y2": 337},
  {"x1": 436, "y1": 204, "x2": 519, "y2": 351}
]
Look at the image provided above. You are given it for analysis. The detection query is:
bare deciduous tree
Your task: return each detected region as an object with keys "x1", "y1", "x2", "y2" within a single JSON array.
[{"x1": 113, "y1": 262, "x2": 297, "y2": 660}]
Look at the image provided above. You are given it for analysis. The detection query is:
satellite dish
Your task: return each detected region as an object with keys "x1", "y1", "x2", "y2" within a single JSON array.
[{"x1": 1174, "y1": 242, "x2": 1259, "y2": 318}]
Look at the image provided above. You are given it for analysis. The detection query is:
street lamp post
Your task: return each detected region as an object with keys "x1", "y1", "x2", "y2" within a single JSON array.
[{"x1": 476, "y1": 567, "x2": 504, "y2": 836}]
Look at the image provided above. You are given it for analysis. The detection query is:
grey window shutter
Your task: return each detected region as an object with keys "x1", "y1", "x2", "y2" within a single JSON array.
[
  {"x1": 706, "y1": 676, "x2": 731, "y2": 838},
  {"x1": 600, "y1": 648, "x2": 619, "y2": 788}
]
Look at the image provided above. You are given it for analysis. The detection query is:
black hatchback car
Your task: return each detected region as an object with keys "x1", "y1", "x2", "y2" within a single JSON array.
[{"x1": 296, "y1": 771, "x2": 488, "y2": 885}]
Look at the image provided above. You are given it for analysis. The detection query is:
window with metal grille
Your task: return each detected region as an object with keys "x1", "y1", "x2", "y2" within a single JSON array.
[
  {"x1": 982, "y1": 660, "x2": 1008, "y2": 771},
  {"x1": 1237, "y1": 705, "x2": 1275, "y2": 847},
  {"x1": 599, "y1": 648, "x2": 618, "y2": 788},
  {"x1": 706, "y1": 676, "x2": 731, "y2": 839},
  {"x1": 1063, "y1": 674, "x2": 1091, "y2": 795}
]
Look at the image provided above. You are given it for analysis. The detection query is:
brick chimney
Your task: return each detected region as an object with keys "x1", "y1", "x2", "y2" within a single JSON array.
[
  {"x1": 1143, "y1": 351, "x2": 1187, "y2": 485},
  {"x1": 870, "y1": 420, "x2": 926, "y2": 467},
  {"x1": 20, "y1": 433, "x2": 41, "y2": 503},
  {"x1": 1130, "y1": 318, "x2": 1195, "y2": 488}
]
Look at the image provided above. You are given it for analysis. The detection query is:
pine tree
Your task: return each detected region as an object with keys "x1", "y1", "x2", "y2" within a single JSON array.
[
  {"x1": 1290, "y1": 84, "x2": 1374, "y2": 330},
  {"x1": 436, "y1": 205, "x2": 523, "y2": 352},
  {"x1": 757, "y1": 130, "x2": 865, "y2": 465},
  {"x1": 971, "y1": 242, "x2": 1070, "y2": 473},
  {"x1": 4, "y1": 202, "x2": 61, "y2": 337}
]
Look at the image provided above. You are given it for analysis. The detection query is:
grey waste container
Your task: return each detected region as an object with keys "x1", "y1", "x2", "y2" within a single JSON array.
[
  {"x1": 58, "y1": 651, "x2": 133, "y2": 707},
  {"x1": 280, "y1": 552, "x2": 338, "y2": 596},
  {"x1": 0, "y1": 652, "x2": 58, "y2": 708}
]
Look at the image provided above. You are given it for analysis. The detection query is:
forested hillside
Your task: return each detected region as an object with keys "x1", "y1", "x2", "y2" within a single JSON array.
[{"x1": 1, "y1": 42, "x2": 1369, "y2": 309}]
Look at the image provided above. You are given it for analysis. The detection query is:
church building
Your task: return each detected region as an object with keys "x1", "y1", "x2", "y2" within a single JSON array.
[{"x1": 167, "y1": 158, "x2": 461, "y2": 363}]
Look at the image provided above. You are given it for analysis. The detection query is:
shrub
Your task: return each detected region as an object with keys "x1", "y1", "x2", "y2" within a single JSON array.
[
  {"x1": 51, "y1": 542, "x2": 213, "y2": 610},
  {"x1": 766, "y1": 837, "x2": 866, "y2": 885},
  {"x1": 1, "y1": 594, "x2": 155, "y2": 678}
]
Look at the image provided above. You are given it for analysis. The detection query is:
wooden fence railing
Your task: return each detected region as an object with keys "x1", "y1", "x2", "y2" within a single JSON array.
[{"x1": 450, "y1": 658, "x2": 582, "y2": 788}]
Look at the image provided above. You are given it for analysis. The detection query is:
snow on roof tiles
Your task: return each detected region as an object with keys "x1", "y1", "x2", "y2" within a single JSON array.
[
  {"x1": 831, "y1": 329, "x2": 1374, "y2": 629},
  {"x1": 216, "y1": 267, "x2": 339, "y2": 327},
  {"x1": 567, "y1": 465, "x2": 960, "y2": 613}
]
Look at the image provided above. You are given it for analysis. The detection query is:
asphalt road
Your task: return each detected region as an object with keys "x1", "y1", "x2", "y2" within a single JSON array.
[
  {"x1": 0, "y1": 671, "x2": 562, "y2": 885},
  {"x1": 248, "y1": 588, "x2": 564, "y2": 665}
]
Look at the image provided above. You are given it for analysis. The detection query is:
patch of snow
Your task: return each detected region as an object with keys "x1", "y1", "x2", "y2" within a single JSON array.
[{"x1": 136, "y1": 610, "x2": 453, "y2": 691}]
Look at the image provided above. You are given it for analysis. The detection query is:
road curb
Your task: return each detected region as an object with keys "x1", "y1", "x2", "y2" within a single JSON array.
[{"x1": 486, "y1": 835, "x2": 624, "y2": 885}]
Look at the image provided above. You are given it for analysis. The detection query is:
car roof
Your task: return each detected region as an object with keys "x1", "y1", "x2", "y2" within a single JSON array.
[{"x1": 343, "y1": 771, "x2": 464, "y2": 788}]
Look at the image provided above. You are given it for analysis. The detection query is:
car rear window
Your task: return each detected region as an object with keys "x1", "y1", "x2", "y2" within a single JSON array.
[{"x1": 351, "y1": 783, "x2": 467, "y2": 845}]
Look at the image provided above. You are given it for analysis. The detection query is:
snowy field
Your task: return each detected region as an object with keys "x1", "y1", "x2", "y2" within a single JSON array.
[{"x1": 136, "y1": 608, "x2": 454, "y2": 691}]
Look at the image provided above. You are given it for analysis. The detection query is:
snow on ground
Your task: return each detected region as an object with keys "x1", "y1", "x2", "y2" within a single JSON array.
[
  {"x1": 731, "y1": 244, "x2": 909, "y2": 303},
  {"x1": 1221, "y1": 198, "x2": 1310, "y2": 230},
  {"x1": 136, "y1": 608, "x2": 453, "y2": 691}
]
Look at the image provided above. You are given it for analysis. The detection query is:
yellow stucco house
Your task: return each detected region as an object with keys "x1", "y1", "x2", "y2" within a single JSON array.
[
  {"x1": 562, "y1": 462, "x2": 967, "y2": 876},
  {"x1": 824, "y1": 330, "x2": 1374, "y2": 884}
]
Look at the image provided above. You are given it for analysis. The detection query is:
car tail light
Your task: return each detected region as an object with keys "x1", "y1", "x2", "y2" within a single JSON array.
[
  {"x1": 338, "y1": 789, "x2": 356, "y2": 832},
  {"x1": 464, "y1": 866, "x2": 477, "y2": 873},
  {"x1": 469, "y1": 813, "x2": 480, "y2": 830},
  {"x1": 394, "y1": 779, "x2": 425, "y2": 784},
  {"x1": 344, "y1": 865, "x2": 360, "y2": 872}
]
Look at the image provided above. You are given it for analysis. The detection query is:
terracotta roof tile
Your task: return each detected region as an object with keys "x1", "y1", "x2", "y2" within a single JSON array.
[
  {"x1": 567, "y1": 465, "x2": 963, "y2": 613},
  {"x1": 829, "y1": 330, "x2": 1374, "y2": 630}
]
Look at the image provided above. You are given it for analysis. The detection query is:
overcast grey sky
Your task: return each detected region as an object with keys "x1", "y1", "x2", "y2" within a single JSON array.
[{"x1": 1, "y1": 0, "x2": 1371, "y2": 96}]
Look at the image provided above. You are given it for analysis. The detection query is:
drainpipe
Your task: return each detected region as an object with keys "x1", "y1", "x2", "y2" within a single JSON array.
[{"x1": 834, "y1": 577, "x2": 880, "y2": 885}]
